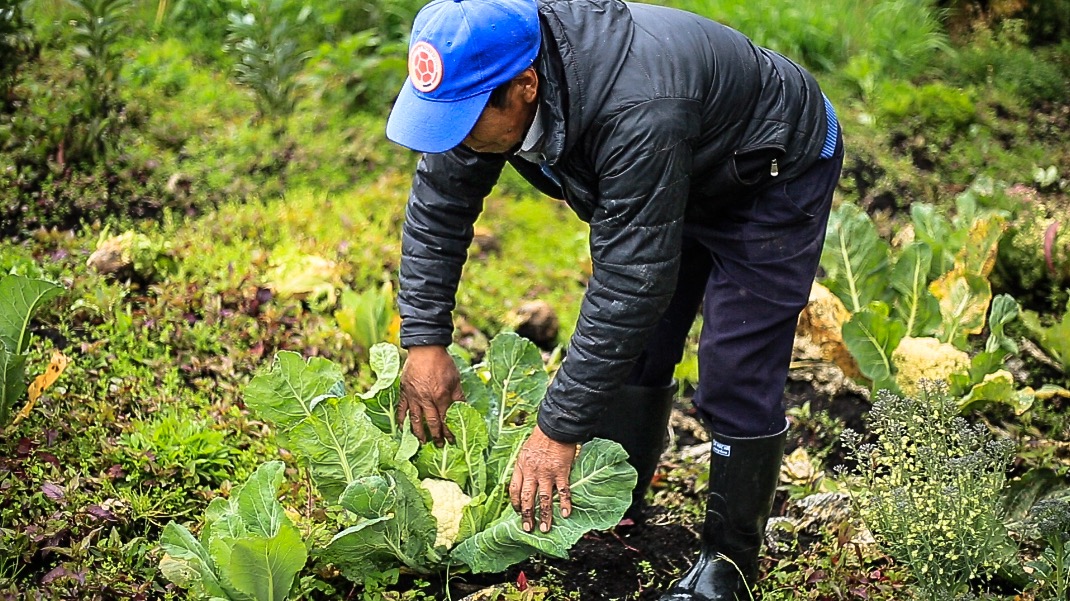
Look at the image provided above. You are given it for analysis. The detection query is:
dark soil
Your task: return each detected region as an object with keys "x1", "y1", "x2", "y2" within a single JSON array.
[
  {"x1": 441, "y1": 509, "x2": 700, "y2": 601},
  {"x1": 510, "y1": 510, "x2": 700, "y2": 601}
]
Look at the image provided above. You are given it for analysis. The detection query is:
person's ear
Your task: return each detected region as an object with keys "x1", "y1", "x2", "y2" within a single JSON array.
[{"x1": 514, "y1": 67, "x2": 539, "y2": 104}]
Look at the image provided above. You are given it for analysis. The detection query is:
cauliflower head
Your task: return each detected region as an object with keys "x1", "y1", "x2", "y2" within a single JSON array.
[
  {"x1": 892, "y1": 336, "x2": 970, "y2": 397},
  {"x1": 421, "y1": 478, "x2": 472, "y2": 548}
]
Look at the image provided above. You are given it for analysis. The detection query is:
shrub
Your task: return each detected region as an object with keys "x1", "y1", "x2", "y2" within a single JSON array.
[
  {"x1": 651, "y1": 0, "x2": 948, "y2": 80},
  {"x1": 840, "y1": 385, "x2": 1017, "y2": 600},
  {"x1": 876, "y1": 81, "x2": 977, "y2": 137},
  {"x1": 0, "y1": 0, "x2": 36, "y2": 108},
  {"x1": 65, "y1": 0, "x2": 132, "y2": 164}
]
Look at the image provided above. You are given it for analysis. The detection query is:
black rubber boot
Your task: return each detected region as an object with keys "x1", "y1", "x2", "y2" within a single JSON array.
[
  {"x1": 591, "y1": 381, "x2": 676, "y2": 523},
  {"x1": 659, "y1": 421, "x2": 788, "y2": 601}
]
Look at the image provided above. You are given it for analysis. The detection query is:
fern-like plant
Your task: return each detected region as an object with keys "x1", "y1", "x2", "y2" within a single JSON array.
[
  {"x1": 66, "y1": 0, "x2": 131, "y2": 163},
  {"x1": 225, "y1": 0, "x2": 312, "y2": 121}
]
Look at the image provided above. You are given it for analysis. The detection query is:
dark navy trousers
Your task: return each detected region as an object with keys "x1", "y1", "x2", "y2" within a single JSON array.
[{"x1": 626, "y1": 134, "x2": 844, "y2": 437}]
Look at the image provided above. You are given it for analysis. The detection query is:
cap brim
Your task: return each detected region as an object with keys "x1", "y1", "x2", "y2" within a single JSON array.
[{"x1": 386, "y1": 81, "x2": 491, "y2": 154}]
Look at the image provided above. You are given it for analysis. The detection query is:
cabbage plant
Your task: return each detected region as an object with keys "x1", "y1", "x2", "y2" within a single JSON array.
[
  {"x1": 160, "y1": 333, "x2": 636, "y2": 598},
  {"x1": 818, "y1": 198, "x2": 1069, "y2": 413},
  {"x1": 159, "y1": 461, "x2": 307, "y2": 601}
]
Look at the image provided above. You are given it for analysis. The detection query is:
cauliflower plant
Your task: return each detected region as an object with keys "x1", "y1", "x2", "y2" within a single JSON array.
[
  {"x1": 891, "y1": 336, "x2": 970, "y2": 397},
  {"x1": 421, "y1": 478, "x2": 472, "y2": 548}
]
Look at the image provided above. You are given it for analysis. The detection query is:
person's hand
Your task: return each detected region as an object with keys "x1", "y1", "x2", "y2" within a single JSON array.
[
  {"x1": 509, "y1": 425, "x2": 576, "y2": 533},
  {"x1": 398, "y1": 345, "x2": 462, "y2": 445}
]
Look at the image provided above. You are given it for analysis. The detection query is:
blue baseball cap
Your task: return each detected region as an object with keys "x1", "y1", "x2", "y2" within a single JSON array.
[{"x1": 386, "y1": 0, "x2": 541, "y2": 154}]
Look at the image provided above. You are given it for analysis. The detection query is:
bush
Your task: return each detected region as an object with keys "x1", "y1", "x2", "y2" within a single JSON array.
[
  {"x1": 0, "y1": 0, "x2": 37, "y2": 108},
  {"x1": 840, "y1": 385, "x2": 1017, "y2": 600},
  {"x1": 652, "y1": 0, "x2": 948, "y2": 79},
  {"x1": 934, "y1": 18, "x2": 1070, "y2": 107},
  {"x1": 224, "y1": 0, "x2": 312, "y2": 121},
  {"x1": 876, "y1": 81, "x2": 977, "y2": 136}
]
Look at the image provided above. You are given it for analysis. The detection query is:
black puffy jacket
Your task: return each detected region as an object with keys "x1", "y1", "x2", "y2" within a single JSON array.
[{"x1": 398, "y1": 0, "x2": 830, "y2": 443}]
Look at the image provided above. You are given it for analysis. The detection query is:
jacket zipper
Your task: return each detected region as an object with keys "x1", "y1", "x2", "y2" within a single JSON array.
[{"x1": 770, "y1": 159, "x2": 779, "y2": 177}]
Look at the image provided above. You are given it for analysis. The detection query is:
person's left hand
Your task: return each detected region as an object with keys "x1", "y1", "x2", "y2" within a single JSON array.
[{"x1": 509, "y1": 425, "x2": 576, "y2": 533}]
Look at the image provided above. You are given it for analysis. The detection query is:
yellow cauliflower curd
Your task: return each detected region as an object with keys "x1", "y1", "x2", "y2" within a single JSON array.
[
  {"x1": 891, "y1": 336, "x2": 970, "y2": 397},
  {"x1": 421, "y1": 478, "x2": 472, "y2": 548}
]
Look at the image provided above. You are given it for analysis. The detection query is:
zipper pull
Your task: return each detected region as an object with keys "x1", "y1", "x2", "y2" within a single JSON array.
[{"x1": 770, "y1": 159, "x2": 779, "y2": 177}]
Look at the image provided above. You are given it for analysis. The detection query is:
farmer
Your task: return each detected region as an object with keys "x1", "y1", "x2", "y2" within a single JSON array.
[{"x1": 387, "y1": 0, "x2": 843, "y2": 597}]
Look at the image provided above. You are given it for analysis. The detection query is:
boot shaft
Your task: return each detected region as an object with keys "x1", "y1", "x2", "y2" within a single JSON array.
[
  {"x1": 703, "y1": 422, "x2": 789, "y2": 576},
  {"x1": 591, "y1": 381, "x2": 676, "y2": 520},
  {"x1": 660, "y1": 421, "x2": 788, "y2": 600}
]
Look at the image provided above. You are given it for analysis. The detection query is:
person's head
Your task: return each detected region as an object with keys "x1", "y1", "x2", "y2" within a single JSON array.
[
  {"x1": 385, "y1": 0, "x2": 541, "y2": 154},
  {"x1": 460, "y1": 66, "x2": 538, "y2": 153}
]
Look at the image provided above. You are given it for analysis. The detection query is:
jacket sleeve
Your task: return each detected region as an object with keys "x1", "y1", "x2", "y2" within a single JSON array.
[
  {"x1": 537, "y1": 101, "x2": 695, "y2": 443},
  {"x1": 398, "y1": 147, "x2": 506, "y2": 348}
]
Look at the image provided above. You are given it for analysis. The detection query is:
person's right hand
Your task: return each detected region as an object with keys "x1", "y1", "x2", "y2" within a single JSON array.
[{"x1": 398, "y1": 345, "x2": 463, "y2": 445}]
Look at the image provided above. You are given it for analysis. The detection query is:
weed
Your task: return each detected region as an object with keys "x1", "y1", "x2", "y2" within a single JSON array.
[
  {"x1": 759, "y1": 520, "x2": 908, "y2": 600},
  {"x1": 334, "y1": 281, "x2": 399, "y2": 357},
  {"x1": 65, "y1": 0, "x2": 131, "y2": 163}
]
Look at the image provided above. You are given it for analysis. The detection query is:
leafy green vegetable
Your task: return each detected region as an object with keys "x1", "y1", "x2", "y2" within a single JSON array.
[
  {"x1": 931, "y1": 268, "x2": 992, "y2": 347},
  {"x1": 842, "y1": 301, "x2": 905, "y2": 389},
  {"x1": 819, "y1": 201, "x2": 1038, "y2": 412},
  {"x1": 452, "y1": 438, "x2": 637, "y2": 573},
  {"x1": 1022, "y1": 296, "x2": 1070, "y2": 375},
  {"x1": 159, "y1": 461, "x2": 308, "y2": 601},
  {"x1": 0, "y1": 274, "x2": 62, "y2": 354},
  {"x1": 0, "y1": 348, "x2": 28, "y2": 426},
  {"x1": 323, "y1": 470, "x2": 441, "y2": 578},
  {"x1": 334, "y1": 282, "x2": 398, "y2": 354},
  {"x1": 0, "y1": 274, "x2": 62, "y2": 425},
  {"x1": 911, "y1": 202, "x2": 956, "y2": 278},
  {"x1": 243, "y1": 353, "x2": 345, "y2": 438},
  {"x1": 890, "y1": 241, "x2": 941, "y2": 337},
  {"x1": 820, "y1": 203, "x2": 891, "y2": 313},
  {"x1": 949, "y1": 294, "x2": 1021, "y2": 395},
  {"x1": 958, "y1": 370, "x2": 1034, "y2": 415},
  {"x1": 167, "y1": 332, "x2": 637, "y2": 593}
]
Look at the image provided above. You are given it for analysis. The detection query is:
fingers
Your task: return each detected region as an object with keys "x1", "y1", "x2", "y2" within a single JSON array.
[
  {"x1": 509, "y1": 463, "x2": 573, "y2": 533},
  {"x1": 395, "y1": 398, "x2": 408, "y2": 434},
  {"x1": 509, "y1": 464, "x2": 524, "y2": 514},
  {"x1": 556, "y1": 474, "x2": 572, "y2": 519},
  {"x1": 423, "y1": 408, "x2": 445, "y2": 447},
  {"x1": 538, "y1": 478, "x2": 554, "y2": 532},
  {"x1": 520, "y1": 470, "x2": 537, "y2": 533},
  {"x1": 407, "y1": 402, "x2": 427, "y2": 444}
]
